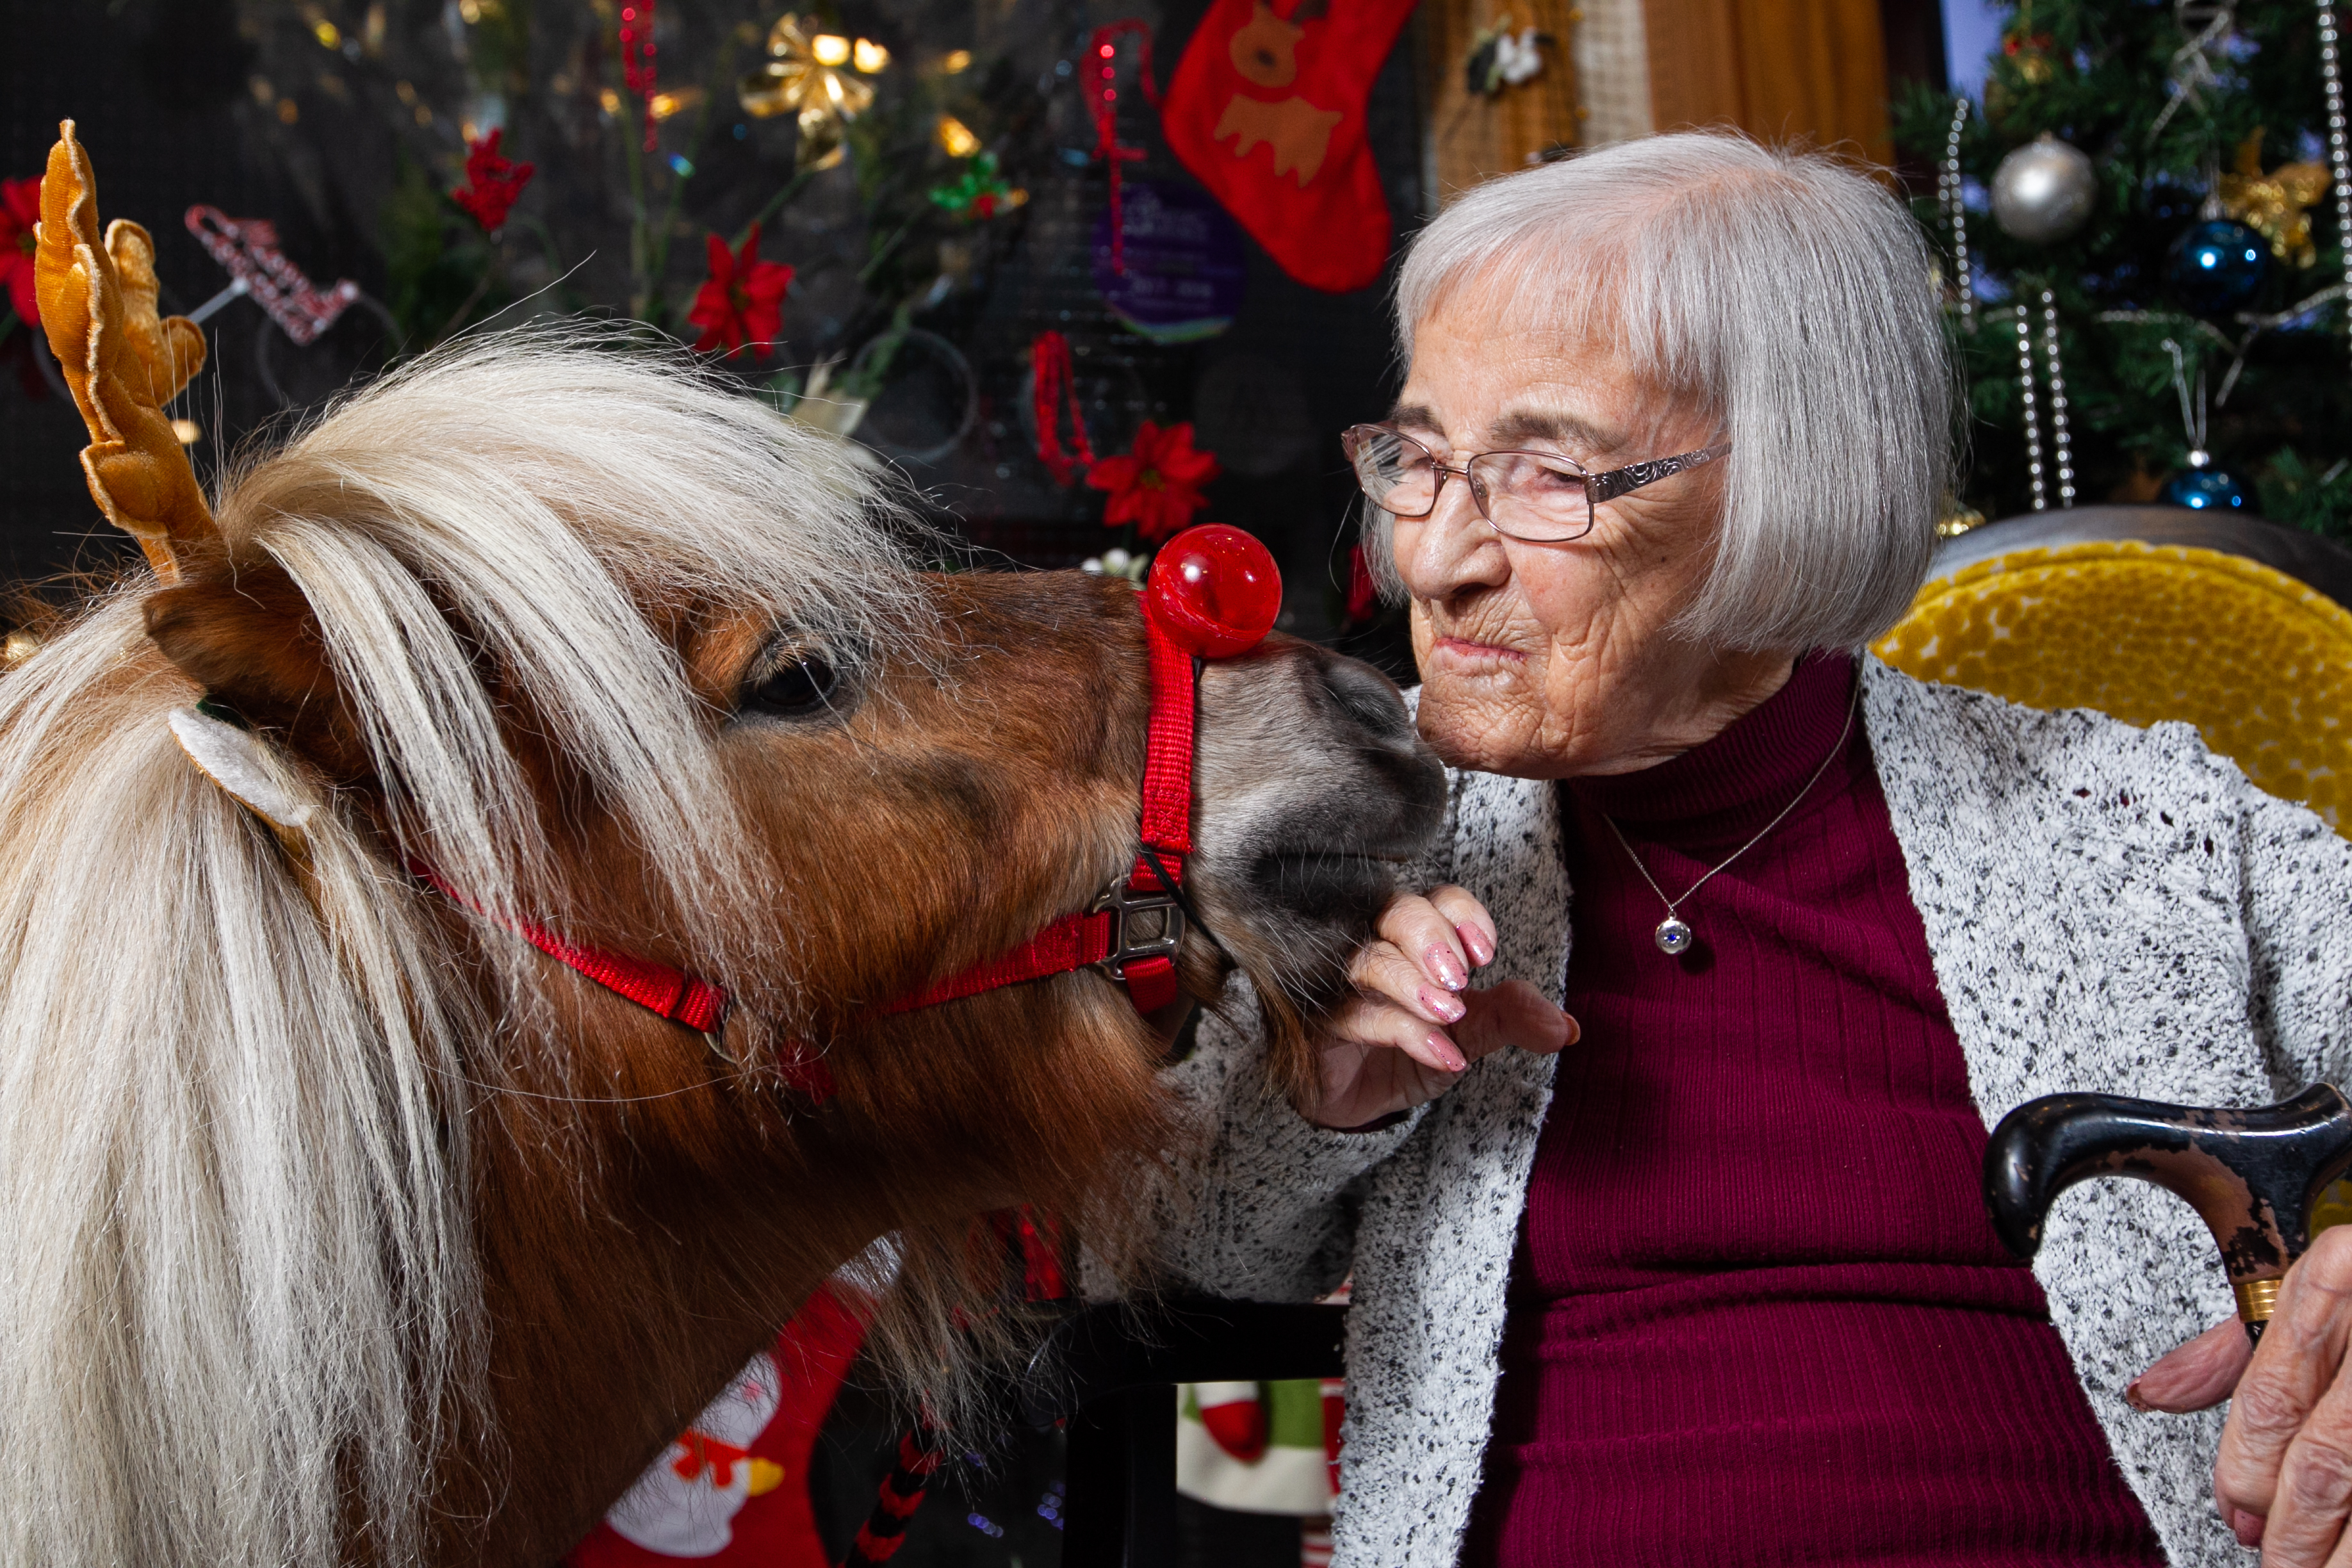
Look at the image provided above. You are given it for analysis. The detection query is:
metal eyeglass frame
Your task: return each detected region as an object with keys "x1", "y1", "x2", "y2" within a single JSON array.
[{"x1": 1341, "y1": 423, "x2": 1732, "y2": 543}]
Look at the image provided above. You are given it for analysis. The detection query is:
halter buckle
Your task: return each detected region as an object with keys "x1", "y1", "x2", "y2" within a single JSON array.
[{"x1": 1089, "y1": 878, "x2": 1186, "y2": 979}]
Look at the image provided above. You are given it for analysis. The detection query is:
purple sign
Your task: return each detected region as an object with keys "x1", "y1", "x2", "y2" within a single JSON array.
[{"x1": 1091, "y1": 180, "x2": 1246, "y2": 345}]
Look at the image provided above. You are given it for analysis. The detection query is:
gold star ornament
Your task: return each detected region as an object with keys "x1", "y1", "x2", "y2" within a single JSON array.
[{"x1": 2218, "y1": 131, "x2": 2333, "y2": 269}]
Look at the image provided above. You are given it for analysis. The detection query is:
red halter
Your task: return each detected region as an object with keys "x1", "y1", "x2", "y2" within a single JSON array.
[{"x1": 432, "y1": 525, "x2": 1283, "y2": 1092}]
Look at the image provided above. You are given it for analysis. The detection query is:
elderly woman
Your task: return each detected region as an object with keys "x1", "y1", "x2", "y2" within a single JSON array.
[{"x1": 1166, "y1": 133, "x2": 2352, "y2": 1567}]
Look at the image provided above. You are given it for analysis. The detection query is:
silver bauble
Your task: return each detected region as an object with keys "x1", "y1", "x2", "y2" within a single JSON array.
[{"x1": 1989, "y1": 135, "x2": 2099, "y2": 245}]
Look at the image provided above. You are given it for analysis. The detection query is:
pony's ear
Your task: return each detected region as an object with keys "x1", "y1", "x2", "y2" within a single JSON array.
[{"x1": 143, "y1": 559, "x2": 373, "y2": 782}]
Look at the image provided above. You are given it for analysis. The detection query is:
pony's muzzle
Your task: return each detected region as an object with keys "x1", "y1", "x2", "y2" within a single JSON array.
[{"x1": 1188, "y1": 638, "x2": 1447, "y2": 985}]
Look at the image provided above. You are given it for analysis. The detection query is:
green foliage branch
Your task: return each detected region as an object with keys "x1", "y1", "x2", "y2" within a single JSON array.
[{"x1": 1892, "y1": 0, "x2": 2349, "y2": 535}]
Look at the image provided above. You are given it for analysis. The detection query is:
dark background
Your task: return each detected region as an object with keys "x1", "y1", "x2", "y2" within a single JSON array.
[
  {"x1": 0, "y1": 0, "x2": 1423, "y2": 660},
  {"x1": 0, "y1": 0, "x2": 1954, "y2": 647}
]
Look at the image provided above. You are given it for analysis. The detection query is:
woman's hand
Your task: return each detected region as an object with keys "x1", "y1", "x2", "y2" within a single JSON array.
[
  {"x1": 1306, "y1": 885, "x2": 1576, "y2": 1131},
  {"x1": 2127, "y1": 1225, "x2": 2352, "y2": 1556}
]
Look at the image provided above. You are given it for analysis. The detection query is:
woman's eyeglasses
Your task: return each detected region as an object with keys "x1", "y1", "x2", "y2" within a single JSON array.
[{"x1": 1341, "y1": 423, "x2": 1730, "y2": 543}]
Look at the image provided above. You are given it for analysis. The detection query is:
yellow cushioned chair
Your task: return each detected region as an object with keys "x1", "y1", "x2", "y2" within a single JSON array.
[{"x1": 1874, "y1": 507, "x2": 2352, "y2": 835}]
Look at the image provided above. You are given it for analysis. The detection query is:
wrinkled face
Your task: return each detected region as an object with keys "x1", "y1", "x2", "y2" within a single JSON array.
[
  {"x1": 1392, "y1": 280, "x2": 1738, "y2": 778},
  {"x1": 697, "y1": 570, "x2": 1443, "y2": 1043}
]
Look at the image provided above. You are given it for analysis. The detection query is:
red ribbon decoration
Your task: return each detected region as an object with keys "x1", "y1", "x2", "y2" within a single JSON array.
[
  {"x1": 1087, "y1": 20, "x2": 1160, "y2": 274},
  {"x1": 1029, "y1": 329, "x2": 1096, "y2": 485}
]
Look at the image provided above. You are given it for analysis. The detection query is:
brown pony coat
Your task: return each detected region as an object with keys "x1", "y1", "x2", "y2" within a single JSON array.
[{"x1": 151, "y1": 549, "x2": 1188, "y2": 1562}]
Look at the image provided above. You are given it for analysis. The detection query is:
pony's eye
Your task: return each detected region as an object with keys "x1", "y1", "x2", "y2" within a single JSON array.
[{"x1": 742, "y1": 651, "x2": 840, "y2": 719}]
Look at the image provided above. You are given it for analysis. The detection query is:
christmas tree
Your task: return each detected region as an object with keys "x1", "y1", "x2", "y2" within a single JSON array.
[{"x1": 1895, "y1": 0, "x2": 2352, "y2": 535}]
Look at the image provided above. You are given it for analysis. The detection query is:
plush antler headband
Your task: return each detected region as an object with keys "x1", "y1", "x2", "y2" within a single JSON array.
[
  {"x1": 32, "y1": 121, "x2": 311, "y2": 834},
  {"x1": 35, "y1": 119, "x2": 215, "y2": 583}
]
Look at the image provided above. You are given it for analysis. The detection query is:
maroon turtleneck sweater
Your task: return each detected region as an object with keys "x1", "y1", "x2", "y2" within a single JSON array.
[{"x1": 1461, "y1": 653, "x2": 2165, "y2": 1566}]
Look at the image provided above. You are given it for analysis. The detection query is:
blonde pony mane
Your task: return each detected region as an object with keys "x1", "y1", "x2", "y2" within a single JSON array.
[{"x1": 0, "y1": 329, "x2": 933, "y2": 1565}]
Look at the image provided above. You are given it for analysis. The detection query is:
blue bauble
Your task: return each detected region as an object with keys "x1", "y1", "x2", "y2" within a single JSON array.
[
  {"x1": 2159, "y1": 464, "x2": 2249, "y2": 512},
  {"x1": 2164, "y1": 220, "x2": 2269, "y2": 314}
]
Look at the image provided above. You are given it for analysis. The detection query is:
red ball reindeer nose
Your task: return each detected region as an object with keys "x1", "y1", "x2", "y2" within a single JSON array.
[{"x1": 1144, "y1": 525, "x2": 1282, "y2": 657}]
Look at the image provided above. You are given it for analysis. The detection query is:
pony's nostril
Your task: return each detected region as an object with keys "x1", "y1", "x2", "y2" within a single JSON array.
[{"x1": 1318, "y1": 653, "x2": 1414, "y2": 744}]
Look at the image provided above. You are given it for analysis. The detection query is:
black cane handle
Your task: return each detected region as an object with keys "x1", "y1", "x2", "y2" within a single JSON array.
[{"x1": 1983, "y1": 1083, "x2": 2352, "y2": 1344}]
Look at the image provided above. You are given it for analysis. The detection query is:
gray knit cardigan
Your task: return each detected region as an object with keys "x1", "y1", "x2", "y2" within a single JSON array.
[{"x1": 1163, "y1": 657, "x2": 2352, "y2": 1566}]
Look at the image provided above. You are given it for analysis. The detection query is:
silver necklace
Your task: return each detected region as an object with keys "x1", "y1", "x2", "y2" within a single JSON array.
[{"x1": 1601, "y1": 683, "x2": 1860, "y2": 957}]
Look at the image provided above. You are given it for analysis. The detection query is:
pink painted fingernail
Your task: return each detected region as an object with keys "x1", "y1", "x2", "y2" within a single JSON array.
[
  {"x1": 1427, "y1": 947, "x2": 1468, "y2": 990},
  {"x1": 1418, "y1": 986, "x2": 1466, "y2": 1023},
  {"x1": 1458, "y1": 924, "x2": 1494, "y2": 966},
  {"x1": 1428, "y1": 1033, "x2": 1467, "y2": 1073},
  {"x1": 2230, "y1": 1508, "x2": 2264, "y2": 1548},
  {"x1": 2123, "y1": 1381, "x2": 2152, "y2": 1412}
]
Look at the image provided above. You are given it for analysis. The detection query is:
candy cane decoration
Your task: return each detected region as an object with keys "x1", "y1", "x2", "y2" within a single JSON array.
[{"x1": 183, "y1": 206, "x2": 359, "y2": 347}]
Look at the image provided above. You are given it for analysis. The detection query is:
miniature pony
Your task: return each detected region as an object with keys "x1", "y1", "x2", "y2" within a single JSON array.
[{"x1": 0, "y1": 124, "x2": 1442, "y2": 1565}]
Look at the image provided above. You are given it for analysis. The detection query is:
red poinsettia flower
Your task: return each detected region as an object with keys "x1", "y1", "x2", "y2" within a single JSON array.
[
  {"x1": 0, "y1": 176, "x2": 42, "y2": 327},
  {"x1": 1087, "y1": 420, "x2": 1221, "y2": 543},
  {"x1": 450, "y1": 129, "x2": 535, "y2": 234},
  {"x1": 687, "y1": 223, "x2": 794, "y2": 359}
]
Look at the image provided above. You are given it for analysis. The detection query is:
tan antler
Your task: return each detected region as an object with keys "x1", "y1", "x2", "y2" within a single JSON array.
[{"x1": 35, "y1": 120, "x2": 214, "y2": 582}]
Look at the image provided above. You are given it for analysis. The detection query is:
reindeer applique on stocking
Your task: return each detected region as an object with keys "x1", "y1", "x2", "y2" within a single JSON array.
[{"x1": 1161, "y1": 0, "x2": 1418, "y2": 293}]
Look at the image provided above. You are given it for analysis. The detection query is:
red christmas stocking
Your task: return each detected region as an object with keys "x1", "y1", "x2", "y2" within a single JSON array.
[
  {"x1": 566, "y1": 1287, "x2": 868, "y2": 1567},
  {"x1": 1161, "y1": 0, "x2": 1419, "y2": 293},
  {"x1": 1194, "y1": 1381, "x2": 1271, "y2": 1462}
]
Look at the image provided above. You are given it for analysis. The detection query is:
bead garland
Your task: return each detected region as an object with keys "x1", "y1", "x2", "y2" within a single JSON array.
[
  {"x1": 619, "y1": 0, "x2": 658, "y2": 152},
  {"x1": 1086, "y1": 22, "x2": 1160, "y2": 275},
  {"x1": 2321, "y1": 0, "x2": 2352, "y2": 352},
  {"x1": 2039, "y1": 287, "x2": 2077, "y2": 506},
  {"x1": 1940, "y1": 96, "x2": 1977, "y2": 332},
  {"x1": 2014, "y1": 304, "x2": 2049, "y2": 510}
]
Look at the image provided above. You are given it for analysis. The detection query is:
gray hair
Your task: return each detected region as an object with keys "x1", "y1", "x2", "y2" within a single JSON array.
[{"x1": 1381, "y1": 131, "x2": 1954, "y2": 653}]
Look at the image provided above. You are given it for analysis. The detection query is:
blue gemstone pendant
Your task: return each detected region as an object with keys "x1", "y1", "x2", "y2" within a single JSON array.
[{"x1": 1654, "y1": 916, "x2": 1694, "y2": 956}]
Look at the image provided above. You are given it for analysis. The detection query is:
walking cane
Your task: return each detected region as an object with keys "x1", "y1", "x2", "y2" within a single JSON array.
[{"x1": 1983, "y1": 1083, "x2": 2352, "y2": 1343}]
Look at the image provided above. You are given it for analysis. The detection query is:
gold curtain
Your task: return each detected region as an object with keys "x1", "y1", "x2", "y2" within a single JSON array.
[{"x1": 1640, "y1": 0, "x2": 1891, "y2": 161}]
